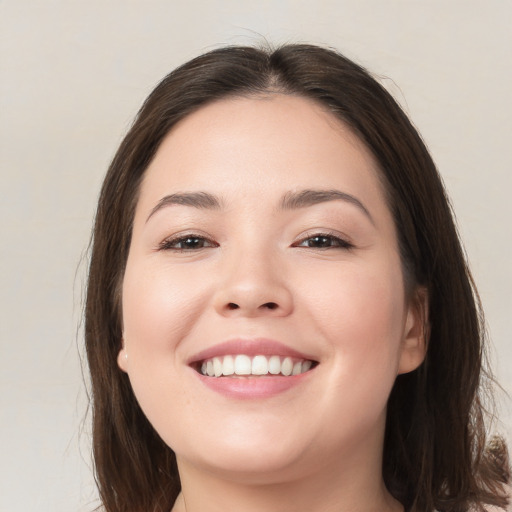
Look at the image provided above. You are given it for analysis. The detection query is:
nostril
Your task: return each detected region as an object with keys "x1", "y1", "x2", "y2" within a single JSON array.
[{"x1": 223, "y1": 301, "x2": 281, "y2": 313}]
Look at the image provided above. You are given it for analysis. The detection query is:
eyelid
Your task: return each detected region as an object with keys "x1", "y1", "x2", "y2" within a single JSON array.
[
  {"x1": 292, "y1": 230, "x2": 354, "y2": 249},
  {"x1": 156, "y1": 229, "x2": 354, "y2": 252},
  {"x1": 157, "y1": 231, "x2": 219, "y2": 252}
]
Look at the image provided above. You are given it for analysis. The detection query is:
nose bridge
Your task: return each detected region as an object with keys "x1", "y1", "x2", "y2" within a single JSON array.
[{"x1": 214, "y1": 239, "x2": 293, "y2": 317}]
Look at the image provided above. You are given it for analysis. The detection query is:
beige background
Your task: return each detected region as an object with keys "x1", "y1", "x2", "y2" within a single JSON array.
[{"x1": 1, "y1": 1, "x2": 510, "y2": 511}]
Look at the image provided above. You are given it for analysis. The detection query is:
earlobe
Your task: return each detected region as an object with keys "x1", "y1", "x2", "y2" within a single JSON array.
[
  {"x1": 117, "y1": 339, "x2": 129, "y2": 373},
  {"x1": 398, "y1": 287, "x2": 429, "y2": 375}
]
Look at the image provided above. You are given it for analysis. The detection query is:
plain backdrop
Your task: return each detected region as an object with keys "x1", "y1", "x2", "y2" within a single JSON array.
[{"x1": 1, "y1": 1, "x2": 511, "y2": 511}]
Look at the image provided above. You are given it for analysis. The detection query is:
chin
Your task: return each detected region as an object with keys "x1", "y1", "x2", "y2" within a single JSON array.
[{"x1": 173, "y1": 427, "x2": 313, "y2": 482}]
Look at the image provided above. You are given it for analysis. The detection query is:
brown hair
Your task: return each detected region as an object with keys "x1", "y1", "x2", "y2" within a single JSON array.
[{"x1": 85, "y1": 44, "x2": 510, "y2": 512}]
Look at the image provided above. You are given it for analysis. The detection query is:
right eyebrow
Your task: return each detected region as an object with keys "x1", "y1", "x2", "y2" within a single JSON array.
[{"x1": 146, "y1": 192, "x2": 222, "y2": 223}]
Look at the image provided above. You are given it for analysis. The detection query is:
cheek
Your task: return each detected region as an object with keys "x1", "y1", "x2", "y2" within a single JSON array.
[
  {"x1": 296, "y1": 260, "x2": 406, "y2": 442},
  {"x1": 121, "y1": 258, "x2": 213, "y2": 372},
  {"x1": 299, "y1": 257, "x2": 406, "y2": 374},
  {"x1": 120, "y1": 260, "x2": 212, "y2": 444}
]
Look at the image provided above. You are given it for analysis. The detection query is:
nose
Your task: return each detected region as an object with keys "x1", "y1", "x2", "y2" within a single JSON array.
[{"x1": 213, "y1": 251, "x2": 294, "y2": 318}]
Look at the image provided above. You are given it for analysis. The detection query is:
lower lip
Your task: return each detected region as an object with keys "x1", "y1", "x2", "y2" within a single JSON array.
[{"x1": 195, "y1": 371, "x2": 311, "y2": 399}]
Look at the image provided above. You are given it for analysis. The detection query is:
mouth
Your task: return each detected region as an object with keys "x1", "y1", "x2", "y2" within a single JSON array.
[
  {"x1": 194, "y1": 354, "x2": 318, "y2": 378},
  {"x1": 188, "y1": 338, "x2": 319, "y2": 398}
]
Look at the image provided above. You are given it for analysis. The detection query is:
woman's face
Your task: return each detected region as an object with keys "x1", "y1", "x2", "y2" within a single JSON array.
[{"x1": 120, "y1": 95, "x2": 425, "y2": 483}]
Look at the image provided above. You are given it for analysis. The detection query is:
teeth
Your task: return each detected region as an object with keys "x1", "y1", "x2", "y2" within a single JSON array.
[
  {"x1": 268, "y1": 355, "x2": 281, "y2": 375},
  {"x1": 292, "y1": 361, "x2": 302, "y2": 375},
  {"x1": 222, "y1": 355, "x2": 234, "y2": 375},
  {"x1": 213, "y1": 357, "x2": 223, "y2": 377},
  {"x1": 199, "y1": 355, "x2": 314, "y2": 377},
  {"x1": 281, "y1": 357, "x2": 293, "y2": 376},
  {"x1": 252, "y1": 355, "x2": 268, "y2": 375},
  {"x1": 234, "y1": 355, "x2": 251, "y2": 375}
]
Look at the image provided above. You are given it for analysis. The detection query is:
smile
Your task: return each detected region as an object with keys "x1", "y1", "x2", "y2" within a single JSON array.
[{"x1": 199, "y1": 355, "x2": 314, "y2": 377}]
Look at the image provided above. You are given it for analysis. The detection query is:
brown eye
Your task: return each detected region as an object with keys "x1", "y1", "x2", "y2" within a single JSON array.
[
  {"x1": 304, "y1": 236, "x2": 334, "y2": 248},
  {"x1": 295, "y1": 234, "x2": 353, "y2": 250},
  {"x1": 159, "y1": 235, "x2": 217, "y2": 251}
]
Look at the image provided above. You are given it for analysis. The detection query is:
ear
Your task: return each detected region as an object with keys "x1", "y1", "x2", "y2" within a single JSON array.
[
  {"x1": 117, "y1": 338, "x2": 129, "y2": 373},
  {"x1": 398, "y1": 287, "x2": 429, "y2": 375}
]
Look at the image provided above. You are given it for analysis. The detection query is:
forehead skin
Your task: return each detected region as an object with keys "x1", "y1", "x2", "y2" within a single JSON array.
[{"x1": 136, "y1": 94, "x2": 392, "y2": 238}]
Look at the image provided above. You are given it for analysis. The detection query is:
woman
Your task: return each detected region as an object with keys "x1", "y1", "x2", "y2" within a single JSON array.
[{"x1": 85, "y1": 44, "x2": 510, "y2": 512}]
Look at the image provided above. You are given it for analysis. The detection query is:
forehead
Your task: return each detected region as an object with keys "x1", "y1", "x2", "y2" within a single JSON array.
[{"x1": 137, "y1": 94, "x2": 388, "y2": 215}]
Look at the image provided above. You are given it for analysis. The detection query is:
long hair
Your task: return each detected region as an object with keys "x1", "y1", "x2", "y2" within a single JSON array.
[{"x1": 85, "y1": 44, "x2": 510, "y2": 512}]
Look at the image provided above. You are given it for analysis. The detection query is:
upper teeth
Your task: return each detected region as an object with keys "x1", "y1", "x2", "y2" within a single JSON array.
[{"x1": 200, "y1": 355, "x2": 313, "y2": 377}]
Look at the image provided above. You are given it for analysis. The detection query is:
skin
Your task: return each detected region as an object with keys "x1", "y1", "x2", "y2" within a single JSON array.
[{"x1": 118, "y1": 94, "x2": 427, "y2": 512}]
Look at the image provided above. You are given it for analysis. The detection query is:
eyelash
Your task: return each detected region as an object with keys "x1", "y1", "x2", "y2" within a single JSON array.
[
  {"x1": 158, "y1": 234, "x2": 218, "y2": 252},
  {"x1": 293, "y1": 232, "x2": 354, "y2": 250},
  {"x1": 158, "y1": 232, "x2": 353, "y2": 252}
]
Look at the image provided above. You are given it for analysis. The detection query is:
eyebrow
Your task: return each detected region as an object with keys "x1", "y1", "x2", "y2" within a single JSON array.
[
  {"x1": 146, "y1": 192, "x2": 223, "y2": 222},
  {"x1": 279, "y1": 189, "x2": 374, "y2": 224},
  {"x1": 146, "y1": 188, "x2": 373, "y2": 224}
]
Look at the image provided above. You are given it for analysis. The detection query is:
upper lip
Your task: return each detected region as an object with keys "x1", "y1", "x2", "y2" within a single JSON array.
[{"x1": 187, "y1": 338, "x2": 317, "y2": 365}]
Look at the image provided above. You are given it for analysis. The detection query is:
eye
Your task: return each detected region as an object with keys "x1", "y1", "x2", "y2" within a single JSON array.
[
  {"x1": 159, "y1": 234, "x2": 218, "y2": 252},
  {"x1": 294, "y1": 232, "x2": 353, "y2": 250}
]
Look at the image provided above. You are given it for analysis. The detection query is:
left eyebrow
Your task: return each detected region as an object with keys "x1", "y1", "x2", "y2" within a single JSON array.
[{"x1": 279, "y1": 189, "x2": 374, "y2": 225}]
